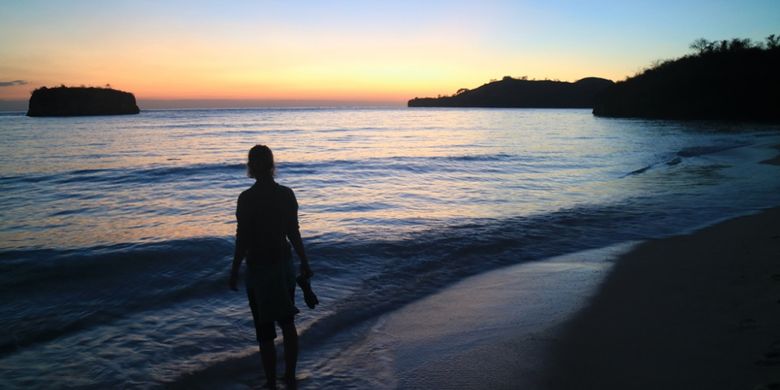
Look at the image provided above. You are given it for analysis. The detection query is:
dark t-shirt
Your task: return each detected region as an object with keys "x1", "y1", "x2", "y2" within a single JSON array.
[{"x1": 235, "y1": 179, "x2": 299, "y2": 266}]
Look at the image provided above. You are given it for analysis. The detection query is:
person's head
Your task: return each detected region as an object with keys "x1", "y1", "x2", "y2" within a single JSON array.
[{"x1": 247, "y1": 144, "x2": 275, "y2": 180}]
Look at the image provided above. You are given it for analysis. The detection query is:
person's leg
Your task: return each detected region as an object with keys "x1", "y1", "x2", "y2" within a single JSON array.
[
  {"x1": 279, "y1": 318, "x2": 298, "y2": 385},
  {"x1": 260, "y1": 338, "x2": 277, "y2": 388},
  {"x1": 247, "y1": 288, "x2": 278, "y2": 388}
]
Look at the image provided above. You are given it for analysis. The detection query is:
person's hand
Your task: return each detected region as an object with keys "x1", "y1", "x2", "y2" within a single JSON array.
[
  {"x1": 299, "y1": 263, "x2": 313, "y2": 279},
  {"x1": 229, "y1": 270, "x2": 239, "y2": 291}
]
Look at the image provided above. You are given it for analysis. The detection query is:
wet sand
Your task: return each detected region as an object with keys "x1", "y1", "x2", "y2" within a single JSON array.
[{"x1": 372, "y1": 245, "x2": 634, "y2": 389}]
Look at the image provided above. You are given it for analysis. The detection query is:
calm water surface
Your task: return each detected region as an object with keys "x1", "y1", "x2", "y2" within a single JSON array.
[{"x1": 1, "y1": 108, "x2": 779, "y2": 388}]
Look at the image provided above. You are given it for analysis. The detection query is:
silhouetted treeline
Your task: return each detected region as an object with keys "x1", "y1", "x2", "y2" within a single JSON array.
[
  {"x1": 408, "y1": 77, "x2": 614, "y2": 108},
  {"x1": 27, "y1": 86, "x2": 140, "y2": 117},
  {"x1": 593, "y1": 35, "x2": 780, "y2": 120}
]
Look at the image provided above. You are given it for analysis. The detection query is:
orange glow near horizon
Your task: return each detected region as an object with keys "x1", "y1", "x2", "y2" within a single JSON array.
[
  {"x1": 2, "y1": 1, "x2": 778, "y2": 104},
  {"x1": 0, "y1": 52, "x2": 634, "y2": 103},
  {"x1": 2, "y1": 45, "x2": 628, "y2": 103}
]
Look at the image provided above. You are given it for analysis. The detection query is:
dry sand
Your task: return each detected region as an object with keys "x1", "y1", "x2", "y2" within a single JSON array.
[{"x1": 543, "y1": 207, "x2": 780, "y2": 390}]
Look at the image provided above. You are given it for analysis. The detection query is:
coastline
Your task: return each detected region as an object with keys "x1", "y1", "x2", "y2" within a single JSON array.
[{"x1": 342, "y1": 206, "x2": 780, "y2": 389}]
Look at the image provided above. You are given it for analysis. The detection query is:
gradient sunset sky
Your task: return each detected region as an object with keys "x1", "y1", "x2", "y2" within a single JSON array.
[{"x1": 1, "y1": 0, "x2": 778, "y2": 105}]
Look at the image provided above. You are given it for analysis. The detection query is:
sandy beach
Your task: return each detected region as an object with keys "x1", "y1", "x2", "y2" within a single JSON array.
[
  {"x1": 543, "y1": 207, "x2": 780, "y2": 389},
  {"x1": 361, "y1": 206, "x2": 780, "y2": 389}
]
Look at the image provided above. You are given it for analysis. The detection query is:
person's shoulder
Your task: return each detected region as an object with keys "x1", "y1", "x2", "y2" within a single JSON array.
[
  {"x1": 275, "y1": 183, "x2": 295, "y2": 197},
  {"x1": 238, "y1": 185, "x2": 256, "y2": 202},
  {"x1": 273, "y1": 183, "x2": 297, "y2": 203}
]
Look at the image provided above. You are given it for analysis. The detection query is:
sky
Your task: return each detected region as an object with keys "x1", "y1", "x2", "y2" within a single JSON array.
[{"x1": 1, "y1": 0, "x2": 778, "y2": 106}]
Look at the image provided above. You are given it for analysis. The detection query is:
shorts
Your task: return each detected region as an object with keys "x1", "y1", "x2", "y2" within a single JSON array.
[{"x1": 247, "y1": 287, "x2": 295, "y2": 342}]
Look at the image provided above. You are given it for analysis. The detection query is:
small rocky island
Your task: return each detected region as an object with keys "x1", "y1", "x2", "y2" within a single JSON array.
[
  {"x1": 408, "y1": 77, "x2": 614, "y2": 108},
  {"x1": 27, "y1": 86, "x2": 140, "y2": 117},
  {"x1": 594, "y1": 36, "x2": 780, "y2": 120}
]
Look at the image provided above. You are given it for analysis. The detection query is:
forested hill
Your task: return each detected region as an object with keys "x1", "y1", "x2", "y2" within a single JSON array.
[
  {"x1": 408, "y1": 77, "x2": 614, "y2": 108},
  {"x1": 593, "y1": 36, "x2": 780, "y2": 120}
]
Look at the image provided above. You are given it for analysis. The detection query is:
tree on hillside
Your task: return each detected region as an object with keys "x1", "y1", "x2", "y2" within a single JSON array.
[
  {"x1": 689, "y1": 38, "x2": 712, "y2": 54},
  {"x1": 766, "y1": 34, "x2": 779, "y2": 49},
  {"x1": 689, "y1": 35, "x2": 779, "y2": 55}
]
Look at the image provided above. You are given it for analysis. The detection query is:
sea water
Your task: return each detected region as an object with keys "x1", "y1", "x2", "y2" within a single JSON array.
[{"x1": 1, "y1": 108, "x2": 779, "y2": 387}]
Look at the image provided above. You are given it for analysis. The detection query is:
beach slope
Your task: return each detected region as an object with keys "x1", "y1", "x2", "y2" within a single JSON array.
[{"x1": 544, "y1": 208, "x2": 780, "y2": 389}]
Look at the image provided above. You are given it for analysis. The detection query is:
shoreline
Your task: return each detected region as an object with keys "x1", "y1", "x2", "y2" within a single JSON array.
[
  {"x1": 341, "y1": 243, "x2": 637, "y2": 389},
  {"x1": 338, "y1": 206, "x2": 780, "y2": 389}
]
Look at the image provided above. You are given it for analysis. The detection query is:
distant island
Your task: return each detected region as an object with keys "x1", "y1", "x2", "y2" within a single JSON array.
[
  {"x1": 594, "y1": 35, "x2": 780, "y2": 120},
  {"x1": 407, "y1": 77, "x2": 614, "y2": 108},
  {"x1": 27, "y1": 86, "x2": 140, "y2": 117}
]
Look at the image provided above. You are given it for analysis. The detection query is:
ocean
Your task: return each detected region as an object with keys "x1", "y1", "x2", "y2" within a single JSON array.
[{"x1": 1, "y1": 108, "x2": 779, "y2": 388}]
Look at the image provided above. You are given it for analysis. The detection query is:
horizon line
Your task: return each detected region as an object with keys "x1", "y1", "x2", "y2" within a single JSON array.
[{"x1": 0, "y1": 98, "x2": 408, "y2": 112}]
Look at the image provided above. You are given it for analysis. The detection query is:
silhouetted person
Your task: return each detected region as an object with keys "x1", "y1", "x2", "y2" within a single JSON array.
[{"x1": 230, "y1": 145, "x2": 313, "y2": 389}]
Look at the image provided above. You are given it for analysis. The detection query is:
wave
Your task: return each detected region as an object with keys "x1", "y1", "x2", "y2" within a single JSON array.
[
  {"x1": 0, "y1": 163, "x2": 246, "y2": 187},
  {"x1": 0, "y1": 237, "x2": 233, "y2": 355},
  {"x1": 441, "y1": 152, "x2": 514, "y2": 162},
  {"x1": 676, "y1": 143, "x2": 748, "y2": 157},
  {"x1": 1, "y1": 193, "x2": 742, "y2": 359},
  {"x1": 2, "y1": 142, "x2": 754, "y2": 189},
  {"x1": 0, "y1": 153, "x2": 527, "y2": 187},
  {"x1": 624, "y1": 141, "x2": 751, "y2": 176}
]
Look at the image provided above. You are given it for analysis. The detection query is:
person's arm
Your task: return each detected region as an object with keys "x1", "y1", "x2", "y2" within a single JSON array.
[
  {"x1": 289, "y1": 230, "x2": 312, "y2": 278},
  {"x1": 287, "y1": 189, "x2": 313, "y2": 278},
  {"x1": 230, "y1": 196, "x2": 247, "y2": 290}
]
